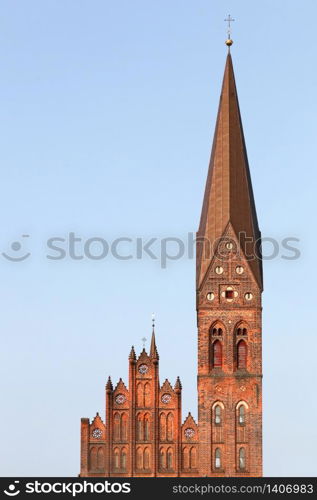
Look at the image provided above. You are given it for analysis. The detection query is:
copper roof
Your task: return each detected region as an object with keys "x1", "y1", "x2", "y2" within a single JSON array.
[{"x1": 197, "y1": 53, "x2": 263, "y2": 290}]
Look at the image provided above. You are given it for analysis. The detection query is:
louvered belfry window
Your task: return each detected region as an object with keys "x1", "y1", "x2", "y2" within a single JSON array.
[
  {"x1": 213, "y1": 340, "x2": 222, "y2": 368},
  {"x1": 212, "y1": 327, "x2": 223, "y2": 336},
  {"x1": 237, "y1": 340, "x2": 247, "y2": 369}
]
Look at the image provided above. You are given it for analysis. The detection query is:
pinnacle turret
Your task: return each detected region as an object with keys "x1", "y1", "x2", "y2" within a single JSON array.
[
  {"x1": 106, "y1": 376, "x2": 113, "y2": 392},
  {"x1": 174, "y1": 376, "x2": 182, "y2": 392},
  {"x1": 129, "y1": 345, "x2": 136, "y2": 360}
]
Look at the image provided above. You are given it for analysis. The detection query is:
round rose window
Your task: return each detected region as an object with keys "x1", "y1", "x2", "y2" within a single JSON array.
[
  {"x1": 115, "y1": 394, "x2": 126, "y2": 405},
  {"x1": 138, "y1": 364, "x2": 148, "y2": 374},
  {"x1": 161, "y1": 393, "x2": 171, "y2": 404},
  {"x1": 184, "y1": 428, "x2": 195, "y2": 439}
]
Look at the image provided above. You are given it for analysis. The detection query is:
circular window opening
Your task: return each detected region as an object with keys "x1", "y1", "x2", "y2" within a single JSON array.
[
  {"x1": 207, "y1": 292, "x2": 215, "y2": 301},
  {"x1": 215, "y1": 266, "x2": 223, "y2": 275}
]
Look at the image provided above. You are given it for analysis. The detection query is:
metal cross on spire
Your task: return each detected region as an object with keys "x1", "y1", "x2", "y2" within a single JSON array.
[
  {"x1": 224, "y1": 14, "x2": 235, "y2": 50},
  {"x1": 224, "y1": 14, "x2": 235, "y2": 37},
  {"x1": 141, "y1": 337, "x2": 147, "y2": 348}
]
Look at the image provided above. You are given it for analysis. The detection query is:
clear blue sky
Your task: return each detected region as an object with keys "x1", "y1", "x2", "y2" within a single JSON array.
[{"x1": 0, "y1": 0, "x2": 316, "y2": 476}]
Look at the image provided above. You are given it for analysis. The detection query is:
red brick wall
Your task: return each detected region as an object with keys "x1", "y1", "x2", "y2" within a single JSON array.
[{"x1": 196, "y1": 229, "x2": 262, "y2": 477}]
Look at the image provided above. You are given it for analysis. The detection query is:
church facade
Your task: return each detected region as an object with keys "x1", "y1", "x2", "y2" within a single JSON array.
[{"x1": 80, "y1": 47, "x2": 263, "y2": 477}]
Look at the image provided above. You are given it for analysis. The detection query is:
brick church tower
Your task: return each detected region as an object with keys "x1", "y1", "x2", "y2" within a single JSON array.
[
  {"x1": 196, "y1": 50, "x2": 263, "y2": 477},
  {"x1": 79, "y1": 44, "x2": 263, "y2": 477}
]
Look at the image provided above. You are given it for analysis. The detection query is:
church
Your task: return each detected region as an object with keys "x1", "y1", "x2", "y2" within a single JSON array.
[{"x1": 79, "y1": 36, "x2": 263, "y2": 477}]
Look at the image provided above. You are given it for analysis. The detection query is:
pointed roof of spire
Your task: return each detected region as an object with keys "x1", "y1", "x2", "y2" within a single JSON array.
[
  {"x1": 197, "y1": 53, "x2": 262, "y2": 290},
  {"x1": 150, "y1": 329, "x2": 159, "y2": 359}
]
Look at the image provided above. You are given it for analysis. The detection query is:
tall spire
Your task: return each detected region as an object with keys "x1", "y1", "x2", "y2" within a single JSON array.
[
  {"x1": 196, "y1": 53, "x2": 262, "y2": 290},
  {"x1": 150, "y1": 313, "x2": 159, "y2": 359}
]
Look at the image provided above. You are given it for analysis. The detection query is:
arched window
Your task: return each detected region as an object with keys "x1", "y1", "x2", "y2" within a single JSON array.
[
  {"x1": 121, "y1": 448, "x2": 127, "y2": 470},
  {"x1": 239, "y1": 448, "x2": 246, "y2": 470},
  {"x1": 89, "y1": 447, "x2": 97, "y2": 470},
  {"x1": 239, "y1": 405, "x2": 246, "y2": 425},
  {"x1": 167, "y1": 448, "x2": 173, "y2": 469},
  {"x1": 190, "y1": 447, "x2": 197, "y2": 469},
  {"x1": 144, "y1": 448, "x2": 150, "y2": 469},
  {"x1": 114, "y1": 448, "x2": 119, "y2": 469},
  {"x1": 137, "y1": 414, "x2": 143, "y2": 441},
  {"x1": 213, "y1": 340, "x2": 222, "y2": 368},
  {"x1": 237, "y1": 326, "x2": 248, "y2": 336},
  {"x1": 215, "y1": 448, "x2": 221, "y2": 469},
  {"x1": 136, "y1": 447, "x2": 142, "y2": 469},
  {"x1": 121, "y1": 413, "x2": 128, "y2": 440},
  {"x1": 183, "y1": 447, "x2": 189, "y2": 469},
  {"x1": 160, "y1": 448, "x2": 166, "y2": 469},
  {"x1": 160, "y1": 413, "x2": 166, "y2": 441},
  {"x1": 144, "y1": 415, "x2": 150, "y2": 441},
  {"x1": 167, "y1": 413, "x2": 173, "y2": 441},
  {"x1": 114, "y1": 413, "x2": 120, "y2": 441},
  {"x1": 211, "y1": 324, "x2": 223, "y2": 337},
  {"x1": 237, "y1": 340, "x2": 247, "y2": 369},
  {"x1": 137, "y1": 383, "x2": 143, "y2": 407},
  {"x1": 144, "y1": 383, "x2": 151, "y2": 407},
  {"x1": 97, "y1": 447, "x2": 104, "y2": 469},
  {"x1": 214, "y1": 405, "x2": 222, "y2": 425}
]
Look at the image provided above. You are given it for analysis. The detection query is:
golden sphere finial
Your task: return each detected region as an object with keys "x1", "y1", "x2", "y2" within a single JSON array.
[{"x1": 226, "y1": 38, "x2": 233, "y2": 47}]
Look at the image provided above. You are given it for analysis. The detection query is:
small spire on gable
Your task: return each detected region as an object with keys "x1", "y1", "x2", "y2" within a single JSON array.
[{"x1": 150, "y1": 313, "x2": 159, "y2": 360}]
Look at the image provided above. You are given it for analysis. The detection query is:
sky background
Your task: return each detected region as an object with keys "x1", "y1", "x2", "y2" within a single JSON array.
[{"x1": 0, "y1": 0, "x2": 316, "y2": 477}]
